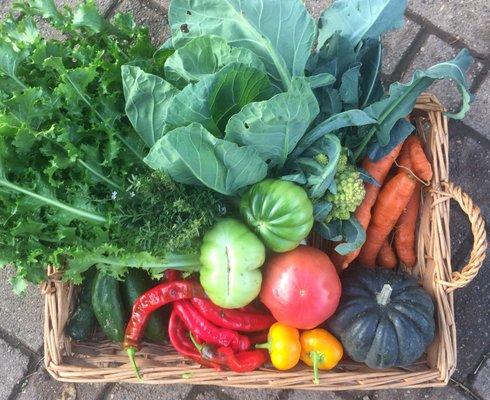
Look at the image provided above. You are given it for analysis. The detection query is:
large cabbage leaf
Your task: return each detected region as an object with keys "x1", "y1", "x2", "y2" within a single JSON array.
[
  {"x1": 225, "y1": 77, "x2": 319, "y2": 169},
  {"x1": 164, "y1": 35, "x2": 266, "y2": 86},
  {"x1": 144, "y1": 123, "x2": 268, "y2": 195},
  {"x1": 317, "y1": 0, "x2": 407, "y2": 49},
  {"x1": 168, "y1": 0, "x2": 317, "y2": 90}
]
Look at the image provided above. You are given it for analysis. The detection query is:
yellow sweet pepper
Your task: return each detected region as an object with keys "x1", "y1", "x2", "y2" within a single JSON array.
[
  {"x1": 300, "y1": 328, "x2": 343, "y2": 384},
  {"x1": 256, "y1": 322, "x2": 301, "y2": 370}
]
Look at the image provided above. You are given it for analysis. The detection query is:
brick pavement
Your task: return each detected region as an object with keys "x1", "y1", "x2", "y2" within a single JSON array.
[{"x1": 0, "y1": 1, "x2": 488, "y2": 399}]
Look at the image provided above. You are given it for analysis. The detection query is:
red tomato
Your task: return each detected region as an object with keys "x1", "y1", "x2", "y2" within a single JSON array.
[{"x1": 260, "y1": 245, "x2": 341, "y2": 329}]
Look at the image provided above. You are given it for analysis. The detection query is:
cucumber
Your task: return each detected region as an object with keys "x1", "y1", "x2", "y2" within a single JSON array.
[
  {"x1": 67, "y1": 268, "x2": 97, "y2": 341},
  {"x1": 122, "y1": 269, "x2": 168, "y2": 342},
  {"x1": 92, "y1": 271, "x2": 126, "y2": 342}
]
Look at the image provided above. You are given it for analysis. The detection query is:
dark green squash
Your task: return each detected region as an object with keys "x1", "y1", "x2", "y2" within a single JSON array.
[{"x1": 327, "y1": 266, "x2": 435, "y2": 369}]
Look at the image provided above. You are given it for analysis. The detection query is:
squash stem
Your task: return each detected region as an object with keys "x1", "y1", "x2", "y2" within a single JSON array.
[{"x1": 376, "y1": 284, "x2": 393, "y2": 306}]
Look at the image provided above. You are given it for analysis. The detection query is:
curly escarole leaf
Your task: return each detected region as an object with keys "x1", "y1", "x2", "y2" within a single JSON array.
[
  {"x1": 164, "y1": 35, "x2": 266, "y2": 86},
  {"x1": 122, "y1": 65, "x2": 179, "y2": 147},
  {"x1": 144, "y1": 123, "x2": 267, "y2": 195},
  {"x1": 225, "y1": 77, "x2": 319, "y2": 169},
  {"x1": 362, "y1": 49, "x2": 473, "y2": 150},
  {"x1": 315, "y1": 217, "x2": 365, "y2": 255},
  {"x1": 317, "y1": 0, "x2": 407, "y2": 49},
  {"x1": 168, "y1": 0, "x2": 316, "y2": 89}
]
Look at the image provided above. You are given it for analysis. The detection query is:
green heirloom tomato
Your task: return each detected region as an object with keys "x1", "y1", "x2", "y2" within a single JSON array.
[
  {"x1": 200, "y1": 218, "x2": 265, "y2": 308},
  {"x1": 240, "y1": 179, "x2": 314, "y2": 252}
]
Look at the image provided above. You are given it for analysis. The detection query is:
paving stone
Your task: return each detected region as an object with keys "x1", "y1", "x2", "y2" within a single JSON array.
[
  {"x1": 447, "y1": 130, "x2": 490, "y2": 379},
  {"x1": 289, "y1": 389, "x2": 343, "y2": 400},
  {"x1": 115, "y1": 0, "x2": 170, "y2": 46},
  {"x1": 382, "y1": 19, "x2": 421, "y2": 75},
  {"x1": 465, "y1": 76, "x2": 490, "y2": 141},
  {"x1": 372, "y1": 384, "x2": 471, "y2": 400},
  {"x1": 109, "y1": 382, "x2": 192, "y2": 400},
  {"x1": 0, "y1": 337, "x2": 30, "y2": 399},
  {"x1": 402, "y1": 35, "x2": 483, "y2": 114},
  {"x1": 0, "y1": 267, "x2": 44, "y2": 352},
  {"x1": 471, "y1": 357, "x2": 490, "y2": 400},
  {"x1": 18, "y1": 367, "x2": 107, "y2": 400},
  {"x1": 409, "y1": 0, "x2": 490, "y2": 55},
  {"x1": 220, "y1": 387, "x2": 283, "y2": 400},
  {"x1": 305, "y1": 0, "x2": 333, "y2": 19}
]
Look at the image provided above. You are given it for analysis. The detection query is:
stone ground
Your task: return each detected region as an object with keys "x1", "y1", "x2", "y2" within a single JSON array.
[{"x1": 0, "y1": 0, "x2": 488, "y2": 399}]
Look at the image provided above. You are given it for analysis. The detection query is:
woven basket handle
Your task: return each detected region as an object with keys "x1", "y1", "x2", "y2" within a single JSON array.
[{"x1": 434, "y1": 182, "x2": 487, "y2": 292}]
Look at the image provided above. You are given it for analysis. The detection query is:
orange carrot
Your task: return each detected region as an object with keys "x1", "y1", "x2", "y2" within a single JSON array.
[
  {"x1": 377, "y1": 239, "x2": 398, "y2": 269},
  {"x1": 331, "y1": 143, "x2": 403, "y2": 270},
  {"x1": 397, "y1": 136, "x2": 432, "y2": 181},
  {"x1": 358, "y1": 172, "x2": 417, "y2": 268},
  {"x1": 394, "y1": 183, "x2": 421, "y2": 267}
]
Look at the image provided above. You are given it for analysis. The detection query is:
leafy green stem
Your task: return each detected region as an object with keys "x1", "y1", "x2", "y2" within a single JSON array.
[
  {"x1": 77, "y1": 159, "x2": 122, "y2": 190},
  {"x1": 0, "y1": 178, "x2": 107, "y2": 223}
]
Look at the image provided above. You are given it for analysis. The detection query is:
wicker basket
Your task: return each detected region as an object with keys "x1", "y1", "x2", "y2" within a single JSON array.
[{"x1": 42, "y1": 94, "x2": 487, "y2": 391}]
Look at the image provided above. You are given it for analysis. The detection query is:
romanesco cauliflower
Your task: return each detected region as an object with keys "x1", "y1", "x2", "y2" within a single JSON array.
[{"x1": 324, "y1": 154, "x2": 365, "y2": 223}]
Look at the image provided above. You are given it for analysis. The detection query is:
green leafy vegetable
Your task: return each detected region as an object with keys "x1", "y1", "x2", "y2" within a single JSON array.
[
  {"x1": 317, "y1": 0, "x2": 407, "y2": 49},
  {"x1": 168, "y1": 0, "x2": 316, "y2": 89},
  {"x1": 144, "y1": 123, "x2": 268, "y2": 196},
  {"x1": 225, "y1": 77, "x2": 319, "y2": 169},
  {"x1": 164, "y1": 35, "x2": 266, "y2": 86}
]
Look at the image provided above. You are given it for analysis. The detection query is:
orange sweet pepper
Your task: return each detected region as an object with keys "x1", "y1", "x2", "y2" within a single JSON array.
[
  {"x1": 256, "y1": 322, "x2": 301, "y2": 370},
  {"x1": 300, "y1": 328, "x2": 343, "y2": 384}
]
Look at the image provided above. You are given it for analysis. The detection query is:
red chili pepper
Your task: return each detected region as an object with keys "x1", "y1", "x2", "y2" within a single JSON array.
[
  {"x1": 190, "y1": 298, "x2": 276, "y2": 332},
  {"x1": 168, "y1": 310, "x2": 222, "y2": 370},
  {"x1": 201, "y1": 346, "x2": 268, "y2": 373},
  {"x1": 173, "y1": 300, "x2": 251, "y2": 352},
  {"x1": 124, "y1": 280, "x2": 206, "y2": 379}
]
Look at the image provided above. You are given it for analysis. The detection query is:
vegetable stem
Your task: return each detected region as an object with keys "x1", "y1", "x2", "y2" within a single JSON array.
[
  {"x1": 77, "y1": 159, "x2": 122, "y2": 190},
  {"x1": 310, "y1": 351, "x2": 321, "y2": 385},
  {"x1": 376, "y1": 284, "x2": 393, "y2": 306},
  {"x1": 0, "y1": 178, "x2": 107, "y2": 223},
  {"x1": 127, "y1": 347, "x2": 143, "y2": 381}
]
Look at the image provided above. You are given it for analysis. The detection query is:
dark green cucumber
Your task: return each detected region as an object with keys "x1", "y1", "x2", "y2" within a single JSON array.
[
  {"x1": 122, "y1": 269, "x2": 168, "y2": 342},
  {"x1": 67, "y1": 268, "x2": 97, "y2": 340},
  {"x1": 92, "y1": 271, "x2": 126, "y2": 342}
]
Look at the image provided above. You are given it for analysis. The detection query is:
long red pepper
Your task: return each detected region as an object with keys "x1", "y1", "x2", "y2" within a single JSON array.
[
  {"x1": 173, "y1": 300, "x2": 251, "y2": 351},
  {"x1": 168, "y1": 311, "x2": 222, "y2": 370},
  {"x1": 124, "y1": 281, "x2": 206, "y2": 349},
  {"x1": 169, "y1": 310, "x2": 267, "y2": 372},
  {"x1": 124, "y1": 280, "x2": 206, "y2": 379},
  {"x1": 190, "y1": 298, "x2": 276, "y2": 332}
]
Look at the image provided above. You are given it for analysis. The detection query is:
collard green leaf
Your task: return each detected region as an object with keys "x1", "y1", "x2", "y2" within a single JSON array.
[
  {"x1": 144, "y1": 123, "x2": 268, "y2": 195},
  {"x1": 358, "y1": 38, "x2": 384, "y2": 108},
  {"x1": 122, "y1": 65, "x2": 179, "y2": 147},
  {"x1": 168, "y1": 0, "x2": 317, "y2": 89},
  {"x1": 292, "y1": 109, "x2": 376, "y2": 157},
  {"x1": 208, "y1": 63, "x2": 272, "y2": 133},
  {"x1": 163, "y1": 63, "x2": 271, "y2": 136},
  {"x1": 339, "y1": 63, "x2": 361, "y2": 107},
  {"x1": 307, "y1": 33, "x2": 356, "y2": 81},
  {"x1": 313, "y1": 201, "x2": 333, "y2": 222},
  {"x1": 164, "y1": 35, "x2": 265, "y2": 86},
  {"x1": 225, "y1": 77, "x2": 319, "y2": 168},
  {"x1": 306, "y1": 73, "x2": 336, "y2": 89},
  {"x1": 317, "y1": 0, "x2": 407, "y2": 49},
  {"x1": 361, "y1": 49, "x2": 473, "y2": 152},
  {"x1": 164, "y1": 73, "x2": 219, "y2": 135},
  {"x1": 317, "y1": 88, "x2": 342, "y2": 119}
]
